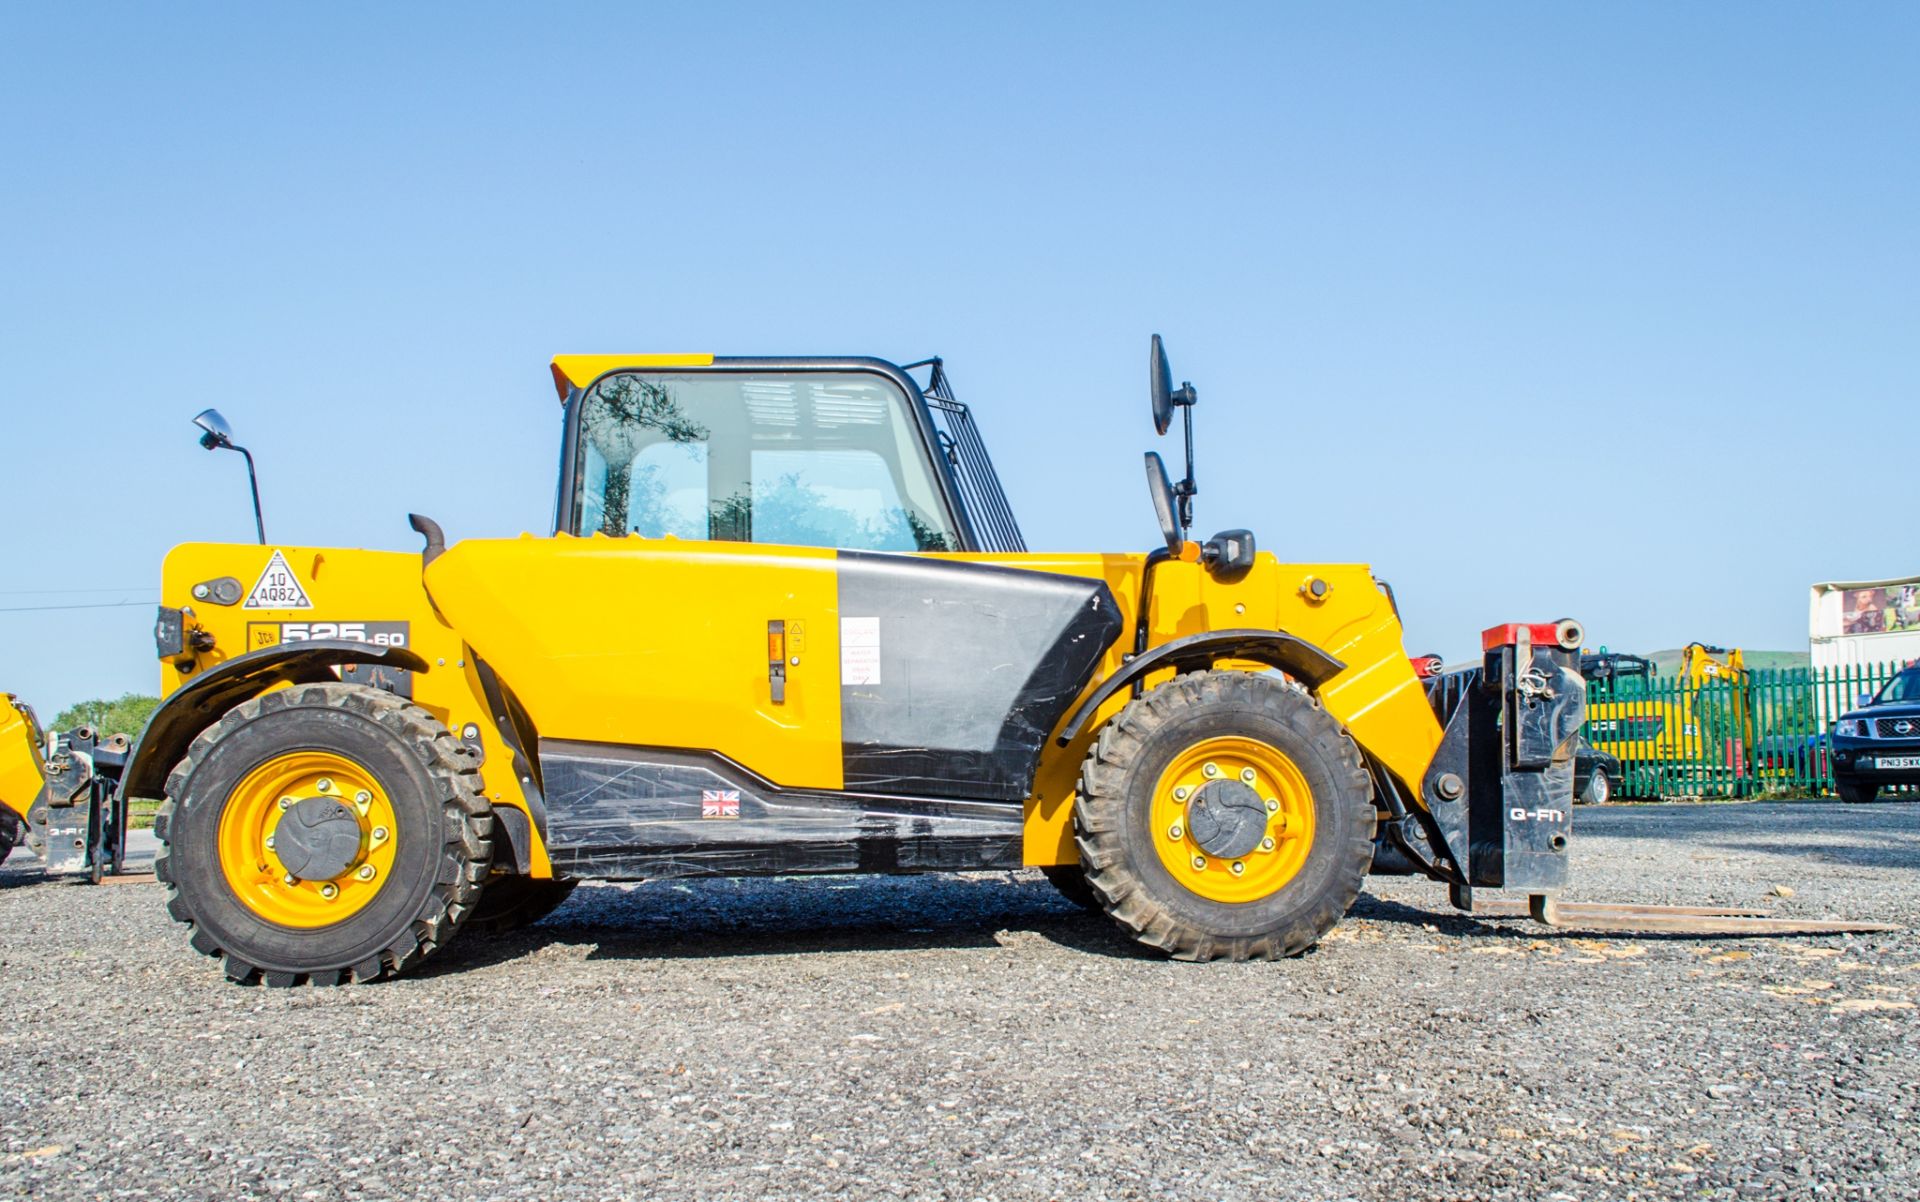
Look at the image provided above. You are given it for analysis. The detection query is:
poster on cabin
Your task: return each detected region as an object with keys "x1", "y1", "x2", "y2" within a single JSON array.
[{"x1": 1843, "y1": 585, "x2": 1920, "y2": 635}]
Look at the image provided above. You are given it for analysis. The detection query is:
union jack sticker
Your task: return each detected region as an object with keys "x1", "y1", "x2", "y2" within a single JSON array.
[{"x1": 701, "y1": 789, "x2": 741, "y2": 819}]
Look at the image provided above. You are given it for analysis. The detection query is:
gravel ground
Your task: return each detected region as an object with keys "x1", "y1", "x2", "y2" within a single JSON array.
[{"x1": 2, "y1": 801, "x2": 1917, "y2": 1202}]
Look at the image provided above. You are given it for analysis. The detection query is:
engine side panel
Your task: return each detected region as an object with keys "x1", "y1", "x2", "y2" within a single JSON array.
[{"x1": 835, "y1": 551, "x2": 1122, "y2": 800}]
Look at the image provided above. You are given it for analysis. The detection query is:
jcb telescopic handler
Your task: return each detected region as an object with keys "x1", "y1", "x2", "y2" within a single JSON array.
[{"x1": 0, "y1": 340, "x2": 1888, "y2": 985}]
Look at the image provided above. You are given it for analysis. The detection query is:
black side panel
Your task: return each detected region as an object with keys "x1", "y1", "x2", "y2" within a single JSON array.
[
  {"x1": 835, "y1": 552, "x2": 1122, "y2": 800},
  {"x1": 539, "y1": 740, "x2": 1023, "y2": 879}
]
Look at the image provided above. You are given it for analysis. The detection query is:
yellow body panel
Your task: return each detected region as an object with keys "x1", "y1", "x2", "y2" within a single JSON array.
[
  {"x1": 971, "y1": 553, "x2": 1439, "y2": 865},
  {"x1": 424, "y1": 535, "x2": 846, "y2": 790},
  {"x1": 156, "y1": 536, "x2": 1441, "y2": 874},
  {"x1": 158, "y1": 543, "x2": 551, "y2": 875},
  {"x1": 1584, "y1": 694, "x2": 1697, "y2": 762},
  {"x1": 1, "y1": 695, "x2": 47, "y2": 824}
]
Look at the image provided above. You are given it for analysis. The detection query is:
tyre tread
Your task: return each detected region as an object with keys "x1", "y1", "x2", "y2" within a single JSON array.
[
  {"x1": 154, "y1": 683, "x2": 492, "y2": 986},
  {"x1": 1073, "y1": 670, "x2": 1375, "y2": 962}
]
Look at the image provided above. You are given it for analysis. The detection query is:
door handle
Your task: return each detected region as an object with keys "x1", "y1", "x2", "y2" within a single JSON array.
[{"x1": 768, "y1": 620, "x2": 787, "y2": 704}]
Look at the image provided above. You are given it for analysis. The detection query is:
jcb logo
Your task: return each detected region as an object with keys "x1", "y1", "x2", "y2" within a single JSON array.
[{"x1": 1510, "y1": 807, "x2": 1566, "y2": 823}]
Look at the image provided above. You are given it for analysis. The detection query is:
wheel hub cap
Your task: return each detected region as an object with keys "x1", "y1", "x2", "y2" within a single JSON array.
[
  {"x1": 273, "y1": 797, "x2": 363, "y2": 881},
  {"x1": 1186, "y1": 779, "x2": 1268, "y2": 859}
]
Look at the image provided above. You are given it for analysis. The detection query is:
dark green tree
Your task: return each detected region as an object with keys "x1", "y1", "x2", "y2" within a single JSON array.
[{"x1": 52, "y1": 693, "x2": 160, "y2": 739}]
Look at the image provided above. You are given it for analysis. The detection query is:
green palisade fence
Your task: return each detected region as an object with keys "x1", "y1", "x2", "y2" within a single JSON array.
[{"x1": 1582, "y1": 659, "x2": 1911, "y2": 800}]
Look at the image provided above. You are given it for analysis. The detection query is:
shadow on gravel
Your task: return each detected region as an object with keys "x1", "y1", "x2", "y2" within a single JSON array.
[
  {"x1": 428, "y1": 879, "x2": 1780, "y2": 977},
  {"x1": 1345, "y1": 891, "x2": 1883, "y2": 946},
  {"x1": 418, "y1": 873, "x2": 1160, "y2": 977}
]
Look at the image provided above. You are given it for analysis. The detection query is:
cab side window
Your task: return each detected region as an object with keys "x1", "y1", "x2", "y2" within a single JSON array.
[{"x1": 573, "y1": 371, "x2": 958, "y2": 552}]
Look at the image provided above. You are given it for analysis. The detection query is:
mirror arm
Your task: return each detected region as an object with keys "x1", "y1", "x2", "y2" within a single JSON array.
[
  {"x1": 234, "y1": 443, "x2": 266, "y2": 545},
  {"x1": 1176, "y1": 401, "x2": 1197, "y2": 538}
]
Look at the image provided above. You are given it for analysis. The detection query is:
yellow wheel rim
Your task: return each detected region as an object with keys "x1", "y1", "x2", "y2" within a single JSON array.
[
  {"x1": 1150, "y1": 735, "x2": 1316, "y2": 904},
  {"x1": 217, "y1": 750, "x2": 398, "y2": 928}
]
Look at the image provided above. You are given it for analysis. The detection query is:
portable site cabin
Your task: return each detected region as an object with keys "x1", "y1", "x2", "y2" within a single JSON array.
[{"x1": 1809, "y1": 576, "x2": 1920, "y2": 723}]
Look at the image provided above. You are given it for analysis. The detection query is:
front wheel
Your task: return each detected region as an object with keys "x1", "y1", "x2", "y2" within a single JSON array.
[
  {"x1": 1836, "y1": 776, "x2": 1879, "y2": 804},
  {"x1": 1074, "y1": 671, "x2": 1376, "y2": 961},
  {"x1": 154, "y1": 683, "x2": 493, "y2": 986}
]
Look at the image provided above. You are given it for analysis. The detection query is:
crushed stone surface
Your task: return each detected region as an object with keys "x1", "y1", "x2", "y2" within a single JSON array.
[{"x1": 2, "y1": 801, "x2": 1916, "y2": 1200}]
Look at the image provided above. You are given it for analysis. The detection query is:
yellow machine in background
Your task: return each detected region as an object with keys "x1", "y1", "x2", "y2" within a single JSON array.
[
  {"x1": 0, "y1": 697, "x2": 43, "y2": 865},
  {"x1": 20, "y1": 336, "x2": 1860, "y2": 989},
  {"x1": 1581, "y1": 643, "x2": 1756, "y2": 796},
  {"x1": 1581, "y1": 651, "x2": 1699, "y2": 766}
]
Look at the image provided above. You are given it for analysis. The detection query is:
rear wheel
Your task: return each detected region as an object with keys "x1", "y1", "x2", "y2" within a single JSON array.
[
  {"x1": 154, "y1": 683, "x2": 493, "y2": 985},
  {"x1": 0, "y1": 809, "x2": 17, "y2": 865},
  {"x1": 1837, "y1": 776, "x2": 1879, "y2": 804},
  {"x1": 1074, "y1": 671, "x2": 1375, "y2": 961},
  {"x1": 1581, "y1": 768, "x2": 1612, "y2": 805},
  {"x1": 467, "y1": 874, "x2": 578, "y2": 935}
]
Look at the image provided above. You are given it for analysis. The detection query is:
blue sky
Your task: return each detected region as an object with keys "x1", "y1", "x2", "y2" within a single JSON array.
[{"x1": 3, "y1": 3, "x2": 1917, "y2": 717}]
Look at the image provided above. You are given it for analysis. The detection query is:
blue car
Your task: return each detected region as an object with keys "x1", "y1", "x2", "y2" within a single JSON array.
[{"x1": 1830, "y1": 663, "x2": 1920, "y2": 803}]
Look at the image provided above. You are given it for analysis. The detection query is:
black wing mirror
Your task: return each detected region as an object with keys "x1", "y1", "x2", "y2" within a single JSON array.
[
  {"x1": 1147, "y1": 335, "x2": 1198, "y2": 538},
  {"x1": 1143, "y1": 452, "x2": 1181, "y2": 553},
  {"x1": 193, "y1": 408, "x2": 234, "y2": 450},
  {"x1": 1149, "y1": 336, "x2": 1176, "y2": 436}
]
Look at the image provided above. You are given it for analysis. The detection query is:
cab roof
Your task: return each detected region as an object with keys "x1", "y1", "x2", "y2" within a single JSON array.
[{"x1": 549, "y1": 354, "x2": 715, "y2": 400}]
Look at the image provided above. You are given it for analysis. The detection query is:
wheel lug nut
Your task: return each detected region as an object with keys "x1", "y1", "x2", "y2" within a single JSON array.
[
  {"x1": 356, "y1": 864, "x2": 377, "y2": 881},
  {"x1": 372, "y1": 826, "x2": 390, "y2": 844},
  {"x1": 1240, "y1": 767, "x2": 1256, "y2": 783},
  {"x1": 278, "y1": 797, "x2": 294, "y2": 810},
  {"x1": 1265, "y1": 798, "x2": 1279, "y2": 812},
  {"x1": 316, "y1": 778, "x2": 333, "y2": 793},
  {"x1": 264, "y1": 835, "x2": 276, "y2": 850},
  {"x1": 320, "y1": 883, "x2": 339, "y2": 899},
  {"x1": 1191, "y1": 855, "x2": 1206, "y2": 870},
  {"x1": 282, "y1": 872, "x2": 297, "y2": 885},
  {"x1": 1202, "y1": 762, "x2": 1219, "y2": 779},
  {"x1": 1261, "y1": 836, "x2": 1275, "y2": 851},
  {"x1": 1231, "y1": 861, "x2": 1245, "y2": 875},
  {"x1": 1168, "y1": 825, "x2": 1183, "y2": 840},
  {"x1": 1173, "y1": 786, "x2": 1190, "y2": 802}
]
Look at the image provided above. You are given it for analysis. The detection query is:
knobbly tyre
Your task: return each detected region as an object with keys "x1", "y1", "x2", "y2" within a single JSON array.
[{"x1": 0, "y1": 340, "x2": 1891, "y2": 985}]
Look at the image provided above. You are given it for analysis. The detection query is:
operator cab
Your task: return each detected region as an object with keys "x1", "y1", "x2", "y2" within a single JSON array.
[
  {"x1": 547, "y1": 338, "x2": 1253, "y2": 576},
  {"x1": 548, "y1": 356, "x2": 1026, "y2": 554}
]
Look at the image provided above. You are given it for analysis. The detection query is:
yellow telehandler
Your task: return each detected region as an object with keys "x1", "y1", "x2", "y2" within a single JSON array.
[{"x1": 0, "y1": 340, "x2": 1888, "y2": 984}]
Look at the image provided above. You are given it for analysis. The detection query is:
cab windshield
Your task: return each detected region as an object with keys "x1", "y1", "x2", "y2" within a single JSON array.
[
  {"x1": 1583, "y1": 656, "x2": 1654, "y2": 698},
  {"x1": 569, "y1": 370, "x2": 960, "y2": 551},
  {"x1": 1875, "y1": 667, "x2": 1920, "y2": 704}
]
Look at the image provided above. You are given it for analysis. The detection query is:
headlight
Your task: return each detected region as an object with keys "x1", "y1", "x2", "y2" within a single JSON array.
[{"x1": 1835, "y1": 718, "x2": 1864, "y2": 737}]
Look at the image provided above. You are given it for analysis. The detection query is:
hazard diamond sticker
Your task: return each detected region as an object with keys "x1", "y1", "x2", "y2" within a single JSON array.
[{"x1": 244, "y1": 550, "x2": 313, "y2": 610}]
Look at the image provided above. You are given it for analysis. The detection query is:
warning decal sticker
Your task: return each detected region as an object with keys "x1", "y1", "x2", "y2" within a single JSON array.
[
  {"x1": 840, "y1": 615, "x2": 881, "y2": 685},
  {"x1": 243, "y1": 550, "x2": 313, "y2": 610}
]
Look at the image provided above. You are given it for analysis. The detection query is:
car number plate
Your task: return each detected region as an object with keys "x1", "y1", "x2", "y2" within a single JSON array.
[{"x1": 1874, "y1": 756, "x2": 1920, "y2": 770}]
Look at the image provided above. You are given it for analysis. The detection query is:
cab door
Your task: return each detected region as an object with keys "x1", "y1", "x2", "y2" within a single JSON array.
[{"x1": 434, "y1": 362, "x2": 969, "y2": 792}]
